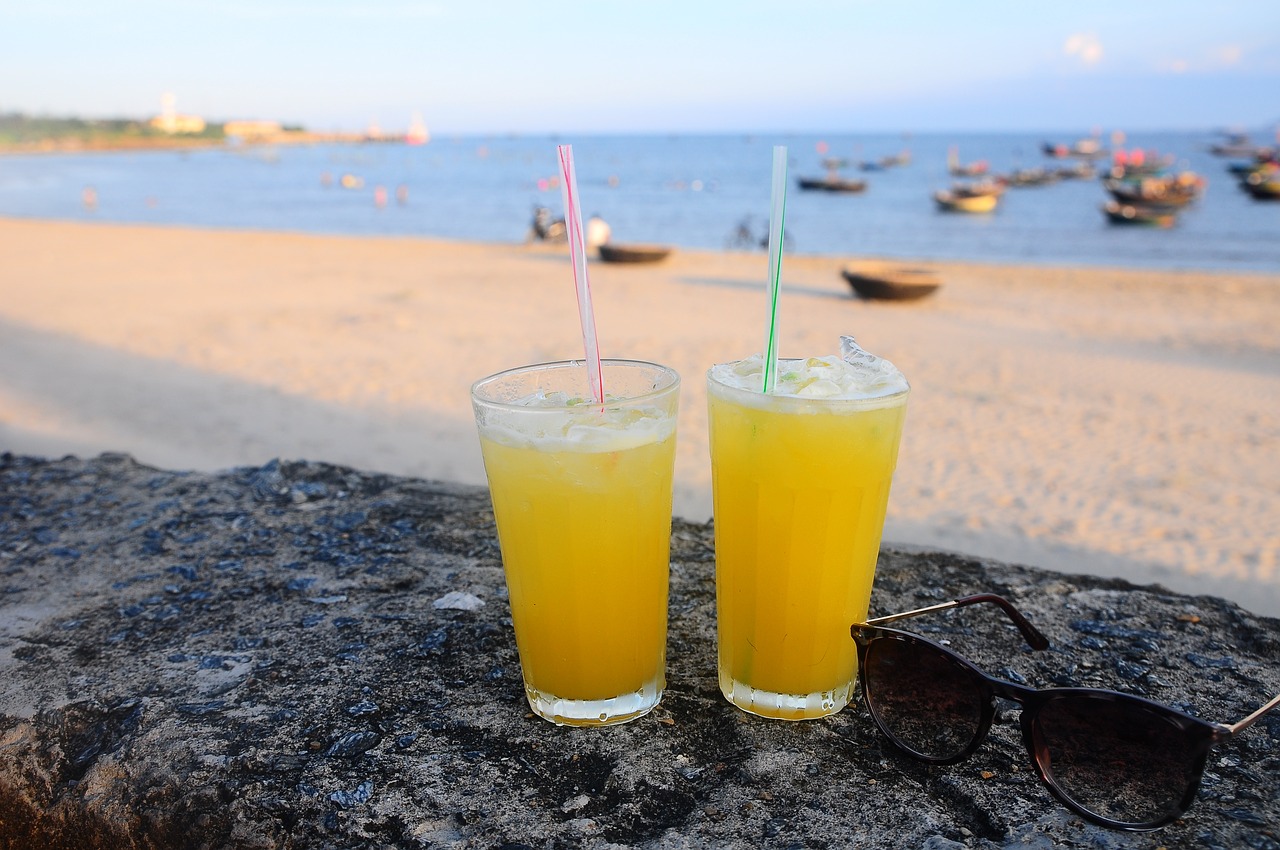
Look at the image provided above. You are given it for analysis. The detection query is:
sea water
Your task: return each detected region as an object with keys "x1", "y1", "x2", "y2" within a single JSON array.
[{"x1": 0, "y1": 130, "x2": 1277, "y2": 272}]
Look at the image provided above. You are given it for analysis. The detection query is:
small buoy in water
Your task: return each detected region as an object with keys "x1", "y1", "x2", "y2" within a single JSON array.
[
  {"x1": 374, "y1": 185, "x2": 388, "y2": 208},
  {"x1": 81, "y1": 186, "x2": 98, "y2": 211}
]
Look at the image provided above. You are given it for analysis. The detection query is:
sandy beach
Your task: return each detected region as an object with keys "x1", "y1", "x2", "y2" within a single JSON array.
[{"x1": 2, "y1": 217, "x2": 1278, "y2": 615}]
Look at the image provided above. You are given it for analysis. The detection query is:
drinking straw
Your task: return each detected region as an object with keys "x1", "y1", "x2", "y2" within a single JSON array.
[
  {"x1": 557, "y1": 144, "x2": 604, "y2": 404},
  {"x1": 761, "y1": 145, "x2": 788, "y2": 393}
]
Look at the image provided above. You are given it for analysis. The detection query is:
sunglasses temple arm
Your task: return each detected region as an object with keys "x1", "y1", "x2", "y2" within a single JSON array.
[
  {"x1": 1224, "y1": 692, "x2": 1280, "y2": 735},
  {"x1": 863, "y1": 593, "x2": 1051, "y2": 650}
]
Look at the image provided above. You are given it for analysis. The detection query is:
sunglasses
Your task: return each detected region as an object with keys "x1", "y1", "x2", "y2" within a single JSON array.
[{"x1": 850, "y1": 593, "x2": 1280, "y2": 831}]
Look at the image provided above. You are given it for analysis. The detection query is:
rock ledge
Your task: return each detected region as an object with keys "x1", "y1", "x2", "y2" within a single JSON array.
[{"x1": 1, "y1": 453, "x2": 1277, "y2": 849}]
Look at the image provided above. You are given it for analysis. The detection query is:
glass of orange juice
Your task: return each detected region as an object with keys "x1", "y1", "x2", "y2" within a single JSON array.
[
  {"x1": 707, "y1": 337, "x2": 908, "y2": 720},
  {"x1": 471, "y1": 359, "x2": 680, "y2": 726}
]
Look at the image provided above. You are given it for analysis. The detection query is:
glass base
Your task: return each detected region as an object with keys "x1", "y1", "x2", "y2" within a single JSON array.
[
  {"x1": 524, "y1": 678, "x2": 664, "y2": 727},
  {"x1": 719, "y1": 672, "x2": 853, "y2": 721}
]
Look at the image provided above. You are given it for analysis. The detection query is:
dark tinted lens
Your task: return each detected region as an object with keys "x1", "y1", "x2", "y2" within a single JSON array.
[
  {"x1": 1034, "y1": 694, "x2": 1203, "y2": 827},
  {"x1": 864, "y1": 636, "x2": 987, "y2": 761}
]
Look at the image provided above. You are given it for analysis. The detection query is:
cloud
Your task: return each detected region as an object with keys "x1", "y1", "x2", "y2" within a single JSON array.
[
  {"x1": 1211, "y1": 44, "x2": 1244, "y2": 67},
  {"x1": 1063, "y1": 33, "x2": 1103, "y2": 66},
  {"x1": 1156, "y1": 43, "x2": 1247, "y2": 75}
]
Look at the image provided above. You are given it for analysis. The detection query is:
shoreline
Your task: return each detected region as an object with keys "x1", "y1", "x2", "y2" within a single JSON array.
[
  {"x1": 11, "y1": 212, "x2": 1280, "y2": 278},
  {"x1": 2, "y1": 217, "x2": 1278, "y2": 615}
]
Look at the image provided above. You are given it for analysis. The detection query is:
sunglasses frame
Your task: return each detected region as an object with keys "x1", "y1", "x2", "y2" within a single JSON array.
[{"x1": 850, "y1": 594, "x2": 1280, "y2": 831}]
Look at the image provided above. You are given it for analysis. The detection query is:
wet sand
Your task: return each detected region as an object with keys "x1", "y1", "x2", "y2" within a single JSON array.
[{"x1": 2, "y1": 217, "x2": 1278, "y2": 614}]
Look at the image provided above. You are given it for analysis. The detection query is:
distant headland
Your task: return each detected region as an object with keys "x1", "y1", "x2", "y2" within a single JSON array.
[{"x1": 0, "y1": 107, "x2": 418, "y2": 155}]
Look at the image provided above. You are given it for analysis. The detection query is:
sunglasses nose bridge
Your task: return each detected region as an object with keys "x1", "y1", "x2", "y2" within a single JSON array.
[{"x1": 989, "y1": 679, "x2": 1037, "y2": 706}]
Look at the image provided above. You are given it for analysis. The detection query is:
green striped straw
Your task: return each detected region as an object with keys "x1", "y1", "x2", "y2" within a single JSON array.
[{"x1": 761, "y1": 145, "x2": 788, "y2": 393}]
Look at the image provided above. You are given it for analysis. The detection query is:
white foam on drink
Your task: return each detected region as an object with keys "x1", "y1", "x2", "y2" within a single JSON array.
[
  {"x1": 709, "y1": 336, "x2": 908, "y2": 400},
  {"x1": 477, "y1": 390, "x2": 676, "y2": 452}
]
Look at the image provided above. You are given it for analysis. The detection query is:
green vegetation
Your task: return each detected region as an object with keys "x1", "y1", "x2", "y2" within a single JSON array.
[{"x1": 0, "y1": 112, "x2": 225, "y2": 150}]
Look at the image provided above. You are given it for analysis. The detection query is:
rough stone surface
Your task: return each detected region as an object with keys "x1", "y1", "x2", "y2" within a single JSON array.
[{"x1": 0, "y1": 452, "x2": 1277, "y2": 849}]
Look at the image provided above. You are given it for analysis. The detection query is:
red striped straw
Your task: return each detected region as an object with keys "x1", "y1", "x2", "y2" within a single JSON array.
[{"x1": 557, "y1": 144, "x2": 604, "y2": 404}]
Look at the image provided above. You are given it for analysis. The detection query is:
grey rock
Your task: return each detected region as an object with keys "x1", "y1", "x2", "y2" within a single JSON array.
[
  {"x1": 0, "y1": 452, "x2": 1277, "y2": 849},
  {"x1": 433, "y1": 591, "x2": 485, "y2": 612}
]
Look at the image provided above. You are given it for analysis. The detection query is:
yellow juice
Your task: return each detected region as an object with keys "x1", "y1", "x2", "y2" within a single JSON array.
[
  {"x1": 708, "y1": 362, "x2": 907, "y2": 719},
  {"x1": 479, "y1": 434, "x2": 675, "y2": 705},
  {"x1": 471, "y1": 359, "x2": 680, "y2": 726}
]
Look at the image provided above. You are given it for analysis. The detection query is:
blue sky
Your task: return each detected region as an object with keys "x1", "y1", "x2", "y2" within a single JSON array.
[{"x1": 3, "y1": 1, "x2": 1278, "y2": 135}]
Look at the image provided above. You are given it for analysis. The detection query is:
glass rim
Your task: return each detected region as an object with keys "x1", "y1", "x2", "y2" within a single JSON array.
[
  {"x1": 706, "y1": 362, "x2": 909, "y2": 410},
  {"x1": 471, "y1": 358, "x2": 680, "y2": 409}
]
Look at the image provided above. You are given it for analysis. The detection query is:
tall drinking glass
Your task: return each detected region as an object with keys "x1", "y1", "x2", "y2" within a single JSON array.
[
  {"x1": 471, "y1": 360, "x2": 680, "y2": 726},
  {"x1": 708, "y1": 346, "x2": 908, "y2": 720}
]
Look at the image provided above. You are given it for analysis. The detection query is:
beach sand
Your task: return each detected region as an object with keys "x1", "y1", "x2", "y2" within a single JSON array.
[{"x1": 2, "y1": 217, "x2": 1278, "y2": 615}]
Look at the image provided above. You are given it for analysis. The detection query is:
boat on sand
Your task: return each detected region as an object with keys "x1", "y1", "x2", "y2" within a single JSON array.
[
  {"x1": 841, "y1": 262, "x2": 942, "y2": 301},
  {"x1": 597, "y1": 243, "x2": 673, "y2": 264}
]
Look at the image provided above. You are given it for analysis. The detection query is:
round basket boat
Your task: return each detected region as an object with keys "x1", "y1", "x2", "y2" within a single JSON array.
[
  {"x1": 841, "y1": 263, "x2": 942, "y2": 301},
  {"x1": 597, "y1": 243, "x2": 674, "y2": 264}
]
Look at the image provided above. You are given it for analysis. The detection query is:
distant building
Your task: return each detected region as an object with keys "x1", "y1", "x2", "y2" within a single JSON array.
[
  {"x1": 223, "y1": 120, "x2": 283, "y2": 140},
  {"x1": 150, "y1": 92, "x2": 206, "y2": 135},
  {"x1": 149, "y1": 114, "x2": 206, "y2": 134}
]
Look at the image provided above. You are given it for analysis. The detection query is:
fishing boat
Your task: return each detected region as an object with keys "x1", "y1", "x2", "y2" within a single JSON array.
[
  {"x1": 796, "y1": 174, "x2": 868, "y2": 193},
  {"x1": 1105, "y1": 150, "x2": 1177, "y2": 180},
  {"x1": 1042, "y1": 137, "x2": 1108, "y2": 159},
  {"x1": 597, "y1": 243, "x2": 673, "y2": 264},
  {"x1": 935, "y1": 189, "x2": 998, "y2": 213},
  {"x1": 1005, "y1": 167, "x2": 1059, "y2": 187},
  {"x1": 1242, "y1": 171, "x2": 1280, "y2": 201},
  {"x1": 856, "y1": 149, "x2": 912, "y2": 171},
  {"x1": 933, "y1": 179, "x2": 1004, "y2": 213},
  {"x1": 947, "y1": 146, "x2": 989, "y2": 177},
  {"x1": 841, "y1": 262, "x2": 942, "y2": 301},
  {"x1": 1103, "y1": 173, "x2": 1204, "y2": 208},
  {"x1": 796, "y1": 157, "x2": 867, "y2": 193},
  {"x1": 1102, "y1": 200, "x2": 1177, "y2": 228},
  {"x1": 883, "y1": 149, "x2": 912, "y2": 167},
  {"x1": 798, "y1": 157, "x2": 864, "y2": 191},
  {"x1": 1228, "y1": 157, "x2": 1277, "y2": 177},
  {"x1": 1054, "y1": 161, "x2": 1096, "y2": 180},
  {"x1": 1208, "y1": 132, "x2": 1268, "y2": 159}
]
